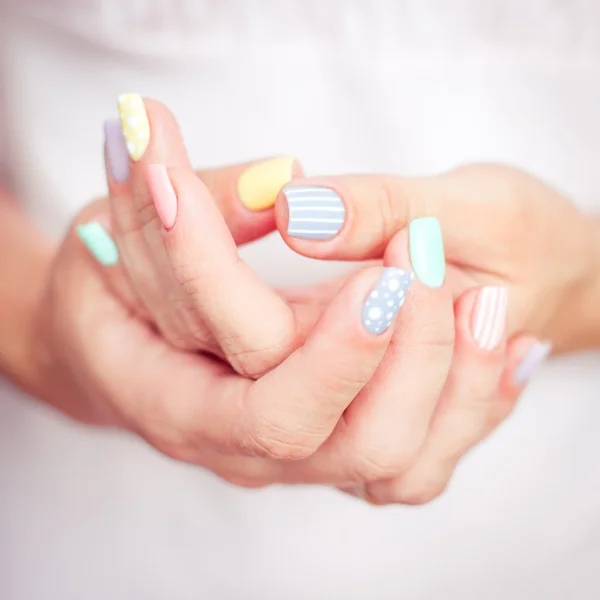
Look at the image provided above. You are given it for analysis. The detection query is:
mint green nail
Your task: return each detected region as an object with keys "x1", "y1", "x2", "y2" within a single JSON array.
[
  {"x1": 77, "y1": 222, "x2": 119, "y2": 266},
  {"x1": 409, "y1": 217, "x2": 445, "y2": 288}
]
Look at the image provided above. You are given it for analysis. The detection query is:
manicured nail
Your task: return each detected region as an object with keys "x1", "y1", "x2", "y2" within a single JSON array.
[
  {"x1": 283, "y1": 186, "x2": 346, "y2": 240},
  {"x1": 471, "y1": 286, "x2": 508, "y2": 350},
  {"x1": 237, "y1": 156, "x2": 295, "y2": 211},
  {"x1": 117, "y1": 93, "x2": 150, "y2": 161},
  {"x1": 77, "y1": 222, "x2": 119, "y2": 266},
  {"x1": 104, "y1": 120, "x2": 130, "y2": 183},
  {"x1": 362, "y1": 267, "x2": 414, "y2": 335},
  {"x1": 513, "y1": 342, "x2": 552, "y2": 386},
  {"x1": 409, "y1": 217, "x2": 445, "y2": 288},
  {"x1": 146, "y1": 164, "x2": 177, "y2": 230}
]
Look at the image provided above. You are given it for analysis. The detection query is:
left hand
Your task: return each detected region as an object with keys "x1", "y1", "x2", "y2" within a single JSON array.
[{"x1": 274, "y1": 163, "x2": 600, "y2": 354}]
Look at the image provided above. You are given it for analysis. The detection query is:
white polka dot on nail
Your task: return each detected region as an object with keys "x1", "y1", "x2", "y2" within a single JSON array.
[
  {"x1": 368, "y1": 307, "x2": 382, "y2": 320},
  {"x1": 388, "y1": 278, "x2": 400, "y2": 291}
]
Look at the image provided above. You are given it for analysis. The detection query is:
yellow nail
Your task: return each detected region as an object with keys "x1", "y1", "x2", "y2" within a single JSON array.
[
  {"x1": 237, "y1": 156, "x2": 296, "y2": 211},
  {"x1": 117, "y1": 93, "x2": 150, "y2": 161}
]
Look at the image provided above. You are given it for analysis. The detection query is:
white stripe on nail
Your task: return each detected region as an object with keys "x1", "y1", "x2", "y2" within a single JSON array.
[
  {"x1": 290, "y1": 218, "x2": 345, "y2": 223},
  {"x1": 472, "y1": 287, "x2": 508, "y2": 350},
  {"x1": 284, "y1": 187, "x2": 339, "y2": 195},
  {"x1": 286, "y1": 197, "x2": 342, "y2": 203},
  {"x1": 288, "y1": 229, "x2": 341, "y2": 235},
  {"x1": 289, "y1": 207, "x2": 345, "y2": 212}
]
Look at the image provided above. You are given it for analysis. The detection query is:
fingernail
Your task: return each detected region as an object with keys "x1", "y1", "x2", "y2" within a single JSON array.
[
  {"x1": 117, "y1": 93, "x2": 150, "y2": 161},
  {"x1": 237, "y1": 156, "x2": 295, "y2": 211},
  {"x1": 409, "y1": 217, "x2": 445, "y2": 288},
  {"x1": 146, "y1": 164, "x2": 177, "y2": 230},
  {"x1": 471, "y1": 286, "x2": 508, "y2": 351},
  {"x1": 77, "y1": 222, "x2": 119, "y2": 266},
  {"x1": 283, "y1": 186, "x2": 346, "y2": 240},
  {"x1": 104, "y1": 120, "x2": 130, "y2": 183},
  {"x1": 362, "y1": 267, "x2": 414, "y2": 335},
  {"x1": 513, "y1": 342, "x2": 552, "y2": 386}
]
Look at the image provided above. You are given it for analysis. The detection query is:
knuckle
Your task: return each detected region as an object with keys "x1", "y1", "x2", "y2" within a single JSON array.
[
  {"x1": 394, "y1": 479, "x2": 448, "y2": 506},
  {"x1": 351, "y1": 443, "x2": 420, "y2": 481},
  {"x1": 244, "y1": 419, "x2": 320, "y2": 461},
  {"x1": 219, "y1": 472, "x2": 273, "y2": 490},
  {"x1": 224, "y1": 325, "x2": 297, "y2": 380},
  {"x1": 173, "y1": 264, "x2": 211, "y2": 301}
]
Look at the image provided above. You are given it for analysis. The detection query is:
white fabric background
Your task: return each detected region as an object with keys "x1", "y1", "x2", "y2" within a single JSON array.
[{"x1": 1, "y1": 1, "x2": 600, "y2": 598}]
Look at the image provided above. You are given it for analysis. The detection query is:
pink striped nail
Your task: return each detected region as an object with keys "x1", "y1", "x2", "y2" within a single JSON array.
[
  {"x1": 471, "y1": 286, "x2": 508, "y2": 351},
  {"x1": 146, "y1": 164, "x2": 177, "y2": 230}
]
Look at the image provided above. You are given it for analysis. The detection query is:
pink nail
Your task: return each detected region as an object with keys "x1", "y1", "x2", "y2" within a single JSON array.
[
  {"x1": 146, "y1": 164, "x2": 177, "y2": 230},
  {"x1": 471, "y1": 286, "x2": 508, "y2": 350}
]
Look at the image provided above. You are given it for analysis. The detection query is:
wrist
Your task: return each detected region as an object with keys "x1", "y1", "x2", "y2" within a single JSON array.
[
  {"x1": 2, "y1": 245, "x2": 55, "y2": 396},
  {"x1": 0, "y1": 192, "x2": 56, "y2": 395}
]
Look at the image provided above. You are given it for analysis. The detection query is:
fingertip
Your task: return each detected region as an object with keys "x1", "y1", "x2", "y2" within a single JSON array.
[
  {"x1": 507, "y1": 337, "x2": 552, "y2": 390},
  {"x1": 238, "y1": 156, "x2": 297, "y2": 211},
  {"x1": 146, "y1": 164, "x2": 178, "y2": 230},
  {"x1": 117, "y1": 93, "x2": 150, "y2": 162},
  {"x1": 77, "y1": 221, "x2": 120, "y2": 267},
  {"x1": 409, "y1": 217, "x2": 446, "y2": 289},
  {"x1": 454, "y1": 286, "x2": 508, "y2": 355}
]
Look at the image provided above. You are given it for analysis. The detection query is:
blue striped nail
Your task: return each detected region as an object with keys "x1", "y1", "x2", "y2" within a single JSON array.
[
  {"x1": 362, "y1": 268, "x2": 414, "y2": 335},
  {"x1": 284, "y1": 186, "x2": 346, "y2": 240}
]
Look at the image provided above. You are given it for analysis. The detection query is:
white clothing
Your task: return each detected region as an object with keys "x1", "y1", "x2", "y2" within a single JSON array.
[{"x1": 1, "y1": 1, "x2": 600, "y2": 598}]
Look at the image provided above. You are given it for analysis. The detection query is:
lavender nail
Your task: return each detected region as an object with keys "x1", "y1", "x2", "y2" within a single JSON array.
[
  {"x1": 104, "y1": 119, "x2": 130, "y2": 183},
  {"x1": 513, "y1": 342, "x2": 552, "y2": 386},
  {"x1": 362, "y1": 268, "x2": 414, "y2": 335}
]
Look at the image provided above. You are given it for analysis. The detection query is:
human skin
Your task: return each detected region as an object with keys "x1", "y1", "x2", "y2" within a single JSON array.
[
  {"x1": 275, "y1": 164, "x2": 600, "y2": 354},
  {"x1": 1, "y1": 97, "x2": 598, "y2": 504}
]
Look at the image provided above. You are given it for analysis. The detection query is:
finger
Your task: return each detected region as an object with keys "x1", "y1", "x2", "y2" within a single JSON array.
[
  {"x1": 276, "y1": 173, "x2": 452, "y2": 282},
  {"x1": 357, "y1": 336, "x2": 551, "y2": 506},
  {"x1": 73, "y1": 202, "x2": 141, "y2": 319},
  {"x1": 105, "y1": 115, "x2": 182, "y2": 339},
  {"x1": 62, "y1": 217, "x2": 287, "y2": 484},
  {"x1": 197, "y1": 158, "x2": 303, "y2": 245},
  {"x1": 106, "y1": 98, "x2": 291, "y2": 357},
  {"x1": 274, "y1": 169, "x2": 515, "y2": 266},
  {"x1": 281, "y1": 222, "x2": 455, "y2": 484},
  {"x1": 151, "y1": 165, "x2": 299, "y2": 377},
  {"x1": 364, "y1": 285, "x2": 510, "y2": 505},
  {"x1": 237, "y1": 266, "x2": 402, "y2": 461}
]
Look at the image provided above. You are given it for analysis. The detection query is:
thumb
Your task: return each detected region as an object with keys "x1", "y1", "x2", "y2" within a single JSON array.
[{"x1": 273, "y1": 169, "x2": 491, "y2": 263}]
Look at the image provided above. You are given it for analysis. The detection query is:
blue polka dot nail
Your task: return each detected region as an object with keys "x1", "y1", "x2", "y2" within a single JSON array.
[{"x1": 362, "y1": 268, "x2": 414, "y2": 335}]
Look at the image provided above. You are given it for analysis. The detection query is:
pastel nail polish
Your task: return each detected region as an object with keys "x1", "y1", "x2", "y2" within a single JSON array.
[
  {"x1": 284, "y1": 186, "x2": 346, "y2": 240},
  {"x1": 362, "y1": 267, "x2": 414, "y2": 335},
  {"x1": 409, "y1": 217, "x2": 445, "y2": 288},
  {"x1": 237, "y1": 156, "x2": 295, "y2": 211},
  {"x1": 104, "y1": 120, "x2": 130, "y2": 183},
  {"x1": 513, "y1": 342, "x2": 552, "y2": 386},
  {"x1": 77, "y1": 222, "x2": 119, "y2": 266},
  {"x1": 146, "y1": 164, "x2": 178, "y2": 230},
  {"x1": 117, "y1": 93, "x2": 150, "y2": 161},
  {"x1": 471, "y1": 286, "x2": 508, "y2": 350}
]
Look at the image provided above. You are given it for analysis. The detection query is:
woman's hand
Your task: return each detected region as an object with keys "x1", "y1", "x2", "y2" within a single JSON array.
[
  {"x1": 72, "y1": 198, "x2": 542, "y2": 504},
  {"x1": 274, "y1": 165, "x2": 600, "y2": 353},
  {"x1": 40, "y1": 95, "x2": 550, "y2": 504}
]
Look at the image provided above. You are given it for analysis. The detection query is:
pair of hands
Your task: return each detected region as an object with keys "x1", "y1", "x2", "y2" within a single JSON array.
[{"x1": 30, "y1": 98, "x2": 598, "y2": 505}]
